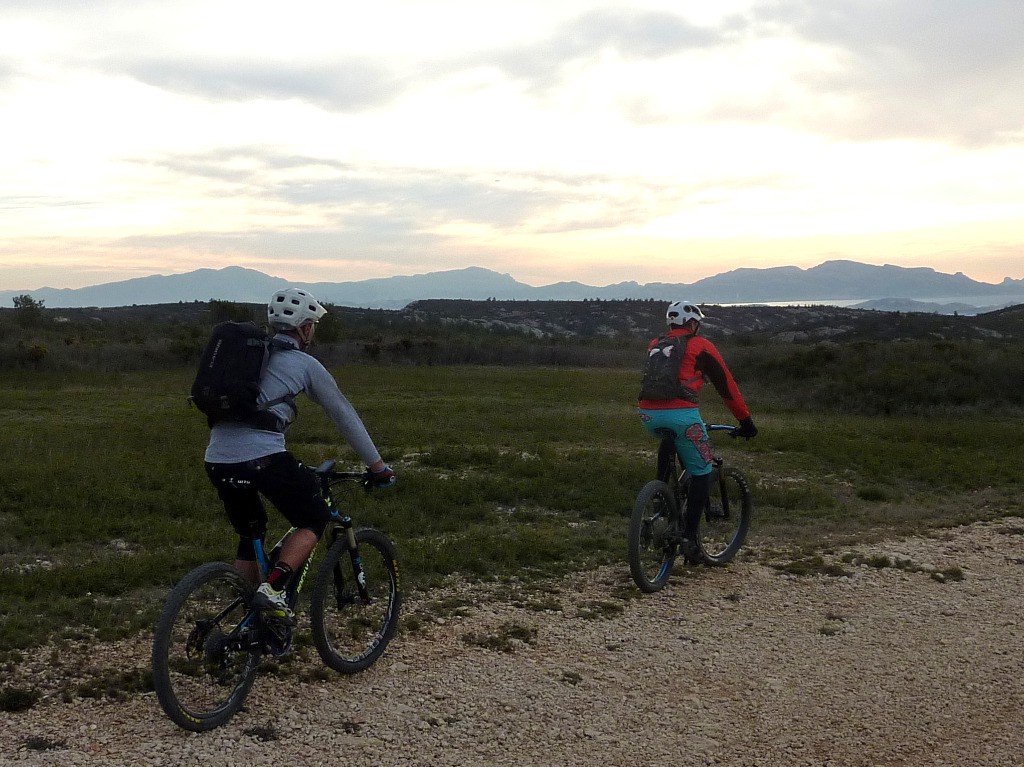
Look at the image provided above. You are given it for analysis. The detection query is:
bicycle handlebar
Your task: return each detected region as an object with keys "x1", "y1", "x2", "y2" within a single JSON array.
[
  {"x1": 328, "y1": 470, "x2": 371, "y2": 481},
  {"x1": 313, "y1": 459, "x2": 374, "y2": 490},
  {"x1": 706, "y1": 423, "x2": 738, "y2": 433}
]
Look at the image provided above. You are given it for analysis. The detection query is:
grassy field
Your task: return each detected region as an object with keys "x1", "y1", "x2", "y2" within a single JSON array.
[{"x1": 1, "y1": 364, "x2": 1022, "y2": 658}]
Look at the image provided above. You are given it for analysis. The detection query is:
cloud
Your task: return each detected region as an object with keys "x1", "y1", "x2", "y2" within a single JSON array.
[
  {"x1": 6, "y1": 1, "x2": 1023, "y2": 149},
  {"x1": 486, "y1": 8, "x2": 725, "y2": 89},
  {"x1": 144, "y1": 143, "x2": 804, "y2": 242},
  {"x1": 745, "y1": 0, "x2": 1024, "y2": 145},
  {"x1": 143, "y1": 147, "x2": 558, "y2": 226},
  {"x1": 82, "y1": 3, "x2": 1021, "y2": 148},
  {"x1": 138, "y1": 142, "x2": 809, "y2": 253},
  {"x1": 147, "y1": 150, "x2": 351, "y2": 186},
  {"x1": 0, "y1": 59, "x2": 15, "y2": 86},
  {"x1": 98, "y1": 8, "x2": 730, "y2": 112},
  {"x1": 120, "y1": 57, "x2": 408, "y2": 111}
]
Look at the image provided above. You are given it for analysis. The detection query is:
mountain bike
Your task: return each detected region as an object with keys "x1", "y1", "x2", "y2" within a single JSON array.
[
  {"x1": 628, "y1": 424, "x2": 753, "y2": 593},
  {"x1": 151, "y1": 460, "x2": 401, "y2": 732}
]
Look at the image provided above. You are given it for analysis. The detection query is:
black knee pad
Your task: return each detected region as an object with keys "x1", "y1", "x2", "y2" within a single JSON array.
[{"x1": 236, "y1": 537, "x2": 260, "y2": 561}]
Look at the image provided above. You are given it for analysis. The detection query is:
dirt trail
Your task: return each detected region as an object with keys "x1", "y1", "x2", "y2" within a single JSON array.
[{"x1": 3, "y1": 518, "x2": 1023, "y2": 766}]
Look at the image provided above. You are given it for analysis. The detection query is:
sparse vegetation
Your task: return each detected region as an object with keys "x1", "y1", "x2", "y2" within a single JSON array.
[
  {"x1": 462, "y1": 622, "x2": 538, "y2": 653},
  {"x1": 0, "y1": 299, "x2": 1020, "y2": 659},
  {"x1": 772, "y1": 555, "x2": 854, "y2": 578},
  {"x1": 516, "y1": 596, "x2": 564, "y2": 612},
  {"x1": 931, "y1": 567, "x2": 965, "y2": 583},
  {"x1": 576, "y1": 600, "x2": 626, "y2": 620},
  {"x1": 776, "y1": 551, "x2": 971, "y2": 584},
  {"x1": 2, "y1": 300, "x2": 1023, "y2": 416},
  {"x1": 243, "y1": 724, "x2": 281, "y2": 742},
  {"x1": 75, "y1": 667, "x2": 153, "y2": 701},
  {"x1": 0, "y1": 686, "x2": 41, "y2": 713},
  {"x1": 560, "y1": 670, "x2": 583, "y2": 685},
  {"x1": 22, "y1": 736, "x2": 67, "y2": 752}
]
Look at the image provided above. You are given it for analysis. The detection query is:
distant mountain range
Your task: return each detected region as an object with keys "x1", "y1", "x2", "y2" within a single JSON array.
[{"x1": 3, "y1": 260, "x2": 1023, "y2": 314}]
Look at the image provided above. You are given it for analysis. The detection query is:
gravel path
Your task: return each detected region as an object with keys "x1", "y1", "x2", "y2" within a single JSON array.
[{"x1": 3, "y1": 518, "x2": 1023, "y2": 766}]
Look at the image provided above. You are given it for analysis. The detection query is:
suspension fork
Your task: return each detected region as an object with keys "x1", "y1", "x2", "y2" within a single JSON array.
[
  {"x1": 330, "y1": 515, "x2": 371, "y2": 604},
  {"x1": 713, "y1": 457, "x2": 731, "y2": 519}
]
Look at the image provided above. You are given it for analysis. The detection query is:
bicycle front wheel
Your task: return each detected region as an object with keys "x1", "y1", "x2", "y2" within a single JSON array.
[
  {"x1": 628, "y1": 480, "x2": 680, "y2": 593},
  {"x1": 696, "y1": 467, "x2": 753, "y2": 565},
  {"x1": 310, "y1": 528, "x2": 401, "y2": 673},
  {"x1": 151, "y1": 562, "x2": 262, "y2": 732}
]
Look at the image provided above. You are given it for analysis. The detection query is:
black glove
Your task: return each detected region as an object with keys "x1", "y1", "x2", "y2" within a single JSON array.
[
  {"x1": 736, "y1": 417, "x2": 758, "y2": 440},
  {"x1": 368, "y1": 464, "x2": 396, "y2": 489}
]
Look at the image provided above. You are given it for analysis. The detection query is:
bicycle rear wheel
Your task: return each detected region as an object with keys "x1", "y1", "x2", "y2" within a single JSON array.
[
  {"x1": 151, "y1": 562, "x2": 262, "y2": 732},
  {"x1": 696, "y1": 467, "x2": 752, "y2": 565},
  {"x1": 628, "y1": 480, "x2": 680, "y2": 592},
  {"x1": 310, "y1": 528, "x2": 401, "y2": 673}
]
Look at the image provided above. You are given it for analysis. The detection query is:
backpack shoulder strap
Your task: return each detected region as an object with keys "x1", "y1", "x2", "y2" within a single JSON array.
[
  {"x1": 266, "y1": 336, "x2": 294, "y2": 352},
  {"x1": 255, "y1": 335, "x2": 298, "y2": 414}
]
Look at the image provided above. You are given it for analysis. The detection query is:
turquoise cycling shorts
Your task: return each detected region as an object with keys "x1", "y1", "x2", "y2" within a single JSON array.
[{"x1": 638, "y1": 407, "x2": 714, "y2": 476}]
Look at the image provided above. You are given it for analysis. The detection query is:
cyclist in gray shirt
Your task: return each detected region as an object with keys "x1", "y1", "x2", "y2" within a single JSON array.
[{"x1": 204, "y1": 287, "x2": 395, "y2": 623}]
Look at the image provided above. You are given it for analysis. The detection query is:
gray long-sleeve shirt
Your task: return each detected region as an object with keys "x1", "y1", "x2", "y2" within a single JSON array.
[{"x1": 204, "y1": 335, "x2": 382, "y2": 466}]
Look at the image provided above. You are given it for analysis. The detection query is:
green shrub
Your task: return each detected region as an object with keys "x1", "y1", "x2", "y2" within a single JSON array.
[
  {"x1": 856, "y1": 484, "x2": 903, "y2": 503},
  {"x1": 0, "y1": 686, "x2": 40, "y2": 712}
]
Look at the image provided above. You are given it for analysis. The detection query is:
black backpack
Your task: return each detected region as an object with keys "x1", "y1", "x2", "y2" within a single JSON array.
[
  {"x1": 638, "y1": 334, "x2": 699, "y2": 402},
  {"x1": 189, "y1": 321, "x2": 294, "y2": 431}
]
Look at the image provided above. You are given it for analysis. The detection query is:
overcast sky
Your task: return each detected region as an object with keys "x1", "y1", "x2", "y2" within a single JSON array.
[{"x1": 2, "y1": 0, "x2": 1022, "y2": 291}]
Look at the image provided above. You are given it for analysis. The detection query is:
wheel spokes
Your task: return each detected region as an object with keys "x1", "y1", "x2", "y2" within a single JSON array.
[
  {"x1": 318, "y1": 540, "x2": 397, "y2": 665},
  {"x1": 698, "y1": 470, "x2": 748, "y2": 563},
  {"x1": 157, "y1": 569, "x2": 259, "y2": 723}
]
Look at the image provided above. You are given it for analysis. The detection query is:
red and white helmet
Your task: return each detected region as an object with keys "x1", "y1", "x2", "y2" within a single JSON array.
[
  {"x1": 268, "y1": 287, "x2": 327, "y2": 330},
  {"x1": 666, "y1": 301, "x2": 705, "y2": 327}
]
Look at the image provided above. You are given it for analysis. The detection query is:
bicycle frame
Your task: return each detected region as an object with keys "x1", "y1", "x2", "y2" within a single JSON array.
[
  {"x1": 218, "y1": 464, "x2": 373, "y2": 654},
  {"x1": 153, "y1": 459, "x2": 402, "y2": 731},
  {"x1": 629, "y1": 421, "x2": 752, "y2": 591},
  {"x1": 657, "y1": 423, "x2": 733, "y2": 485},
  {"x1": 655, "y1": 422, "x2": 748, "y2": 553},
  {"x1": 248, "y1": 463, "x2": 373, "y2": 601}
]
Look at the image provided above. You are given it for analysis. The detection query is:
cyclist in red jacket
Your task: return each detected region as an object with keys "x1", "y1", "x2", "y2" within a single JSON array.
[{"x1": 638, "y1": 301, "x2": 757, "y2": 556}]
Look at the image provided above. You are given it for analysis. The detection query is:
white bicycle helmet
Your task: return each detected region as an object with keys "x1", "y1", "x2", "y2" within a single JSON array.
[
  {"x1": 666, "y1": 300, "x2": 705, "y2": 327},
  {"x1": 267, "y1": 287, "x2": 327, "y2": 329}
]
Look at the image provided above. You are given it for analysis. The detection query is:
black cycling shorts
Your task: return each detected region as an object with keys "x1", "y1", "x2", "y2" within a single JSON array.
[{"x1": 204, "y1": 452, "x2": 330, "y2": 554}]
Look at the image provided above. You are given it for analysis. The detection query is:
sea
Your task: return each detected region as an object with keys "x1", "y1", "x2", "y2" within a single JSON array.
[{"x1": 723, "y1": 294, "x2": 1024, "y2": 315}]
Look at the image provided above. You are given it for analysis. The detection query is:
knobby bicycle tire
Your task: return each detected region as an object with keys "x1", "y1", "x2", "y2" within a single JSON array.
[
  {"x1": 695, "y1": 466, "x2": 753, "y2": 566},
  {"x1": 151, "y1": 562, "x2": 262, "y2": 732},
  {"x1": 310, "y1": 528, "x2": 401, "y2": 673},
  {"x1": 628, "y1": 480, "x2": 680, "y2": 593}
]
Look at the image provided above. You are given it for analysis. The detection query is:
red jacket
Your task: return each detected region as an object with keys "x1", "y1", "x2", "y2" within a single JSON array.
[{"x1": 638, "y1": 327, "x2": 750, "y2": 421}]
